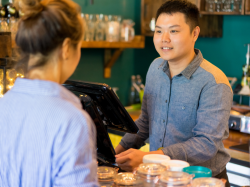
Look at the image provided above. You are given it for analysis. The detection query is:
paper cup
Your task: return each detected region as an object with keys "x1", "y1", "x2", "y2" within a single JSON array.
[
  {"x1": 161, "y1": 160, "x2": 190, "y2": 171},
  {"x1": 143, "y1": 154, "x2": 171, "y2": 164}
]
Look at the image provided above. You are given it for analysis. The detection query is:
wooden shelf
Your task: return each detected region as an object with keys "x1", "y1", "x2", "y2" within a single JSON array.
[
  {"x1": 81, "y1": 35, "x2": 145, "y2": 78},
  {"x1": 198, "y1": 0, "x2": 245, "y2": 15},
  {"x1": 81, "y1": 35, "x2": 145, "y2": 49},
  {"x1": 200, "y1": 11, "x2": 243, "y2": 15}
]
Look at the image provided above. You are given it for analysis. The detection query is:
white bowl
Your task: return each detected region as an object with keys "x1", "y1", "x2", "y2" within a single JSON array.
[
  {"x1": 143, "y1": 154, "x2": 171, "y2": 164},
  {"x1": 161, "y1": 160, "x2": 190, "y2": 171}
]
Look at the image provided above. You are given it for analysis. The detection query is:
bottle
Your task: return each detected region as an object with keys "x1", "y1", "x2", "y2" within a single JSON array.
[
  {"x1": 4, "y1": 0, "x2": 19, "y2": 19},
  {"x1": 136, "y1": 75, "x2": 145, "y2": 91},
  {"x1": 0, "y1": 0, "x2": 6, "y2": 18},
  {"x1": 129, "y1": 75, "x2": 136, "y2": 105}
]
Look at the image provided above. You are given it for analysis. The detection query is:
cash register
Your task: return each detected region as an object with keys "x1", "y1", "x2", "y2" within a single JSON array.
[{"x1": 63, "y1": 80, "x2": 139, "y2": 168}]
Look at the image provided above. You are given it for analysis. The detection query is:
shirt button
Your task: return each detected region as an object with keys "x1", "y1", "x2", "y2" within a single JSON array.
[
  {"x1": 182, "y1": 106, "x2": 185, "y2": 110},
  {"x1": 160, "y1": 139, "x2": 162, "y2": 142},
  {"x1": 163, "y1": 120, "x2": 165, "y2": 123},
  {"x1": 165, "y1": 100, "x2": 168, "y2": 103}
]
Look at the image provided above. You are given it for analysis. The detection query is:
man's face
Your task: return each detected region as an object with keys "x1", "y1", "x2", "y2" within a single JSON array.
[{"x1": 153, "y1": 12, "x2": 199, "y2": 63}]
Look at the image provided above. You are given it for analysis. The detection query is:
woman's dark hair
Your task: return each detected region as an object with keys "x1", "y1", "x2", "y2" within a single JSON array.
[
  {"x1": 156, "y1": 0, "x2": 199, "y2": 32},
  {"x1": 15, "y1": 0, "x2": 84, "y2": 74}
]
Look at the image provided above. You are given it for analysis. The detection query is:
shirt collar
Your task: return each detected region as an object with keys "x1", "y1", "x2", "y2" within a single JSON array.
[
  {"x1": 159, "y1": 49, "x2": 203, "y2": 79},
  {"x1": 11, "y1": 78, "x2": 82, "y2": 109}
]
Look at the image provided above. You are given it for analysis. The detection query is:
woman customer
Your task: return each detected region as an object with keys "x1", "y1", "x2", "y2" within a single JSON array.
[{"x1": 0, "y1": 0, "x2": 98, "y2": 186}]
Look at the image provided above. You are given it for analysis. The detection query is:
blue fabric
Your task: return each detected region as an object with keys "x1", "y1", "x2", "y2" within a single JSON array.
[
  {"x1": 120, "y1": 49, "x2": 233, "y2": 176},
  {"x1": 0, "y1": 78, "x2": 99, "y2": 187}
]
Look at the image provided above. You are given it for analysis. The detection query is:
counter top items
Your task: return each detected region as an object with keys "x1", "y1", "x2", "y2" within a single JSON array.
[
  {"x1": 114, "y1": 172, "x2": 144, "y2": 187},
  {"x1": 97, "y1": 166, "x2": 117, "y2": 187},
  {"x1": 161, "y1": 160, "x2": 190, "y2": 172},
  {"x1": 182, "y1": 166, "x2": 212, "y2": 179},
  {"x1": 159, "y1": 171, "x2": 194, "y2": 187},
  {"x1": 198, "y1": 0, "x2": 246, "y2": 14},
  {"x1": 192, "y1": 177, "x2": 225, "y2": 187},
  {"x1": 81, "y1": 13, "x2": 135, "y2": 43},
  {"x1": 143, "y1": 154, "x2": 170, "y2": 164},
  {"x1": 129, "y1": 75, "x2": 145, "y2": 108},
  {"x1": 135, "y1": 163, "x2": 168, "y2": 186}
]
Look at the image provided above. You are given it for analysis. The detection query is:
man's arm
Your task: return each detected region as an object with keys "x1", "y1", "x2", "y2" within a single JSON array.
[
  {"x1": 115, "y1": 149, "x2": 164, "y2": 171},
  {"x1": 161, "y1": 83, "x2": 232, "y2": 165},
  {"x1": 117, "y1": 85, "x2": 151, "y2": 153}
]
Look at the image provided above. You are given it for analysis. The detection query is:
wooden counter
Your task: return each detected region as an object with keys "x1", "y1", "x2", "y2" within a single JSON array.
[{"x1": 127, "y1": 109, "x2": 250, "y2": 163}]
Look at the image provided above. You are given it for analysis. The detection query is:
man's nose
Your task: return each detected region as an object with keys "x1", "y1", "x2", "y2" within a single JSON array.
[{"x1": 162, "y1": 32, "x2": 171, "y2": 43}]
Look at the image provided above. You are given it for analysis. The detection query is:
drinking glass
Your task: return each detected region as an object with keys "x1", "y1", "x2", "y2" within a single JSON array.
[
  {"x1": 0, "y1": 18, "x2": 9, "y2": 32},
  {"x1": 213, "y1": 0, "x2": 223, "y2": 12},
  {"x1": 120, "y1": 19, "x2": 135, "y2": 42},
  {"x1": 205, "y1": 0, "x2": 214, "y2": 12},
  {"x1": 233, "y1": 0, "x2": 242, "y2": 12},
  {"x1": 95, "y1": 14, "x2": 105, "y2": 41},
  {"x1": 84, "y1": 14, "x2": 96, "y2": 41},
  {"x1": 106, "y1": 15, "x2": 121, "y2": 42},
  {"x1": 9, "y1": 17, "x2": 18, "y2": 48}
]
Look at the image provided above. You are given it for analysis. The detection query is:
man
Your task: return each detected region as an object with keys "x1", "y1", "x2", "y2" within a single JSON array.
[{"x1": 115, "y1": 0, "x2": 232, "y2": 186}]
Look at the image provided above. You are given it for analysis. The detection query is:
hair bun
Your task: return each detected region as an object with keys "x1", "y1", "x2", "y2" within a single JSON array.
[{"x1": 17, "y1": 0, "x2": 46, "y2": 20}]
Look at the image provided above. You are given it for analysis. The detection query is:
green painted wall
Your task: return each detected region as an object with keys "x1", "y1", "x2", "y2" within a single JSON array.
[
  {"x1": 5, "y1": 0, "x2": 250, "y2": 105},
  {"x1": 134, "y1": 15, "x2": 250, "y2": 105},
  {"x1": 69, "y1": 0, "x2": 141, "y2": 105}
]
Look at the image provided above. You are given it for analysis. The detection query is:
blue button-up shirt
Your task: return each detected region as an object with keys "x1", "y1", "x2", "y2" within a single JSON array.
[
  {"x1": 120, "y1": 49, "x2": 233, "y2": 176},
  {"x1": 0, "y1": 78, "x2": 99, "y2": 187}
]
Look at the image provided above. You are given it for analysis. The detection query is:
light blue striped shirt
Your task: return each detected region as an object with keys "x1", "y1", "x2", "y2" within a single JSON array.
[{"x1": 0, "y1": 78, "x2": 99, "y2": 187}]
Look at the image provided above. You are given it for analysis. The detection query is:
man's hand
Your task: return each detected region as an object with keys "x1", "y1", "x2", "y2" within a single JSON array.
[
  {"x1": 115, "y1": 149, "x2": 164, "y2": 171},
  {"x1": 115, "y1": 144, "x2": 126, "y2": 155}
]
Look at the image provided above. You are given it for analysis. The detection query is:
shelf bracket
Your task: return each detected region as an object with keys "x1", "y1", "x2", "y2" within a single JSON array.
[{"x1": 104, "y1": 48, "x2": 124, "y2": 78}]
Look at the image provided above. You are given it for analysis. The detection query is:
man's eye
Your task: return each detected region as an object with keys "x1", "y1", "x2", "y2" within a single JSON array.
[
  {"x1": 155, "y1": 30, "x2": 161, "y2": 33},
  {"x1": 170, "y1": 30, "x2": 178, "y2": 33}
]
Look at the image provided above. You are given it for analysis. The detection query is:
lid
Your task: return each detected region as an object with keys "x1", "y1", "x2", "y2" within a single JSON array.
[
  {"x1": 97, "y1": 166, "x2": 116, "y2": 180},
  {"x1": 192, "y1": 178, "x2": 225, "y2": 187},
  {"x1": 137, "y1": 163, "x2": 167, "y2": 176},
  {"x1": 143, "y1": 154, "x2": 170, "y2": 164},
  {"x1": 160, "y1": 171, "x2": 193, "y2": 185},
  {"x1": 114, "y1": 172, "x2": 143, "y2": 185},
  {"x1": 161, "y1": 160, "x2": 190, "y2": 171},
  {"x1": 182, "y1": 166, "x2": 212, "y2": 179}
]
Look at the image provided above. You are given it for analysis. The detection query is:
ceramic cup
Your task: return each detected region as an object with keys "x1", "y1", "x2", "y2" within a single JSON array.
[
  {"x1": 161, "y1": 160, "x2": 190, "y2": 171},
  {"x1": 143, "y1": 154, "x2": 170, "y2": 164}
]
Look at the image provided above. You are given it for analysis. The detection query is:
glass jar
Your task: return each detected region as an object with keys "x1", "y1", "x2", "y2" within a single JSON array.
[
  {"x1": 159, "y1": 171, "x2": 194, "y2": 187},
  {"x1": 120, "y1": 19, "x2": 135, "y2": 42},
  {"x1": 95, "y1": 14, "x2": 105, "y2": 41},
  {"x1": 114, "y1": 172, "x2": 143, "y2": 187},
  {"x1": 136, "y1": 163, "x2": 168, "y2": 187},
  {"x1": 106, "y1": 15, "x2": 121, "y2": 42},
  {"x1": 205, "y1": 0, "x2": 214, "y2": 12},
  {"x1": 192, "y1": 178, "x2": 225, "y2": 187},
  {"x1": 84, "y1": 14, "x2": 96, "y2": 41},
  {"x1": 0, "y1": 18, "x2": 9, "y2": 31},
  {"x1": 97, "y1": 166, "x2": 116, "y2": 187}
]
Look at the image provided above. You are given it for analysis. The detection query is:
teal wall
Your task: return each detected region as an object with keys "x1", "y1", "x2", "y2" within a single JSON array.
[
  {"x1": 70, "y1": 0, "x2": 141, "y2": 105},
  {"x1": 134, "y1": 16, "x2": 250, "y2": 84},
  {"x1": 5, "y1": 0, "x2": 250, "y2": 105}
]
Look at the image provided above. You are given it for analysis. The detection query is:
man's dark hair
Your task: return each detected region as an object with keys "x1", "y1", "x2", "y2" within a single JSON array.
[{"x1": 156, "y1": 0, "x2": 199, "y2": 32}]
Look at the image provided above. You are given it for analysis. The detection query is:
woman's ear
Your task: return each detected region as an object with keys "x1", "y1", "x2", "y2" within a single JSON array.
[{"x1": 61, "y1": 38, "x2": 71, "y2": 61}]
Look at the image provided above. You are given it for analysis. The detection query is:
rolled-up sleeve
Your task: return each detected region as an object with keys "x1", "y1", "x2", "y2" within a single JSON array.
[{"x1": 120, "y1": 85, "x2": 150, "y2": 150}]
